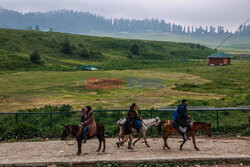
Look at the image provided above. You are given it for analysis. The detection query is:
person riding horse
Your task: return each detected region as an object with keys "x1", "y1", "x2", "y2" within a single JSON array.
[
  {"x1": 80, "y1": 106, "x2": 97, "y2": 143},
  {"x1": 129, "y1": 103, "x2": 142, "y2": 134},
  {"x1": 116, "y1": 103, "x2": 142, "y2": 149},
  {"x1": 173, "y1": 99, "x2": 191, "y2": 140}
]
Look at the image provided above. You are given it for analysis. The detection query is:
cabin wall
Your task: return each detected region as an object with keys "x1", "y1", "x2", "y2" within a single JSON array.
[{"x1": 209, "y1": 58, "x2": 231, "y2": 65}]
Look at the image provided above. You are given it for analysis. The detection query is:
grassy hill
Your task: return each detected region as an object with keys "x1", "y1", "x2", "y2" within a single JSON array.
[
  {"x1": 0, "y1": 28, "x2": 214, "y2": 71},
  {"x1": 100, "y1": 32, "x2": 250, "y2": 51}
]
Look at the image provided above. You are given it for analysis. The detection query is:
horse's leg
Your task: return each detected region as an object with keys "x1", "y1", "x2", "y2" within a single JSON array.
[
  {"x1": 163, "y1": 130, "x2": 171, "y2": 150},
  {"x1": 132, "y1": 137, "x2": 140, "y2": 146},
  {"x1": 143, "y1": 132, "x2": 150, "y2": 147},
  {"x1": 77, "y1": 137, "x2": 82, "y2": 156},
  {"x1": 102, "y1": 138, "x2": 106, "y2": 152},
  {"x1": 118, "y1": 125, "x2": 123, "y2": 141},
  {"x1": 96, "y1": 135, "x2": 102, "y2": 152},
  {"x1": 192, "y1": 133, "x2": 200, "y2": 151}
]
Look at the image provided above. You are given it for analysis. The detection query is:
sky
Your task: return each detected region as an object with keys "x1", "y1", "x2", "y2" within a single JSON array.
[{"x1": 0, "y1": 0, "x2": 249, "y2": 31}]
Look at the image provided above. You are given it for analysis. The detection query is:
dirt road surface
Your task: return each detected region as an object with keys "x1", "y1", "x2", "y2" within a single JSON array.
[{"x1": 0, "y1": 137, "x2": 249, "y2": 166}]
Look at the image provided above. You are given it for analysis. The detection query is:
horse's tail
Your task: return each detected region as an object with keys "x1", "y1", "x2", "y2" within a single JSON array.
[{"x1": 157, "y1": 121, "x2": 165, "y2": 136}]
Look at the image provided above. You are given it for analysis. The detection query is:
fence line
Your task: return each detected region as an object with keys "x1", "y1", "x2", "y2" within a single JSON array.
[{"x1": 0, "y1": 107, "x2": 249, "y2": 131}]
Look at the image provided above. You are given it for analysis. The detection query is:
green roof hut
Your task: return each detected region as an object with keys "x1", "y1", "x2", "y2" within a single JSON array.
[{"x1": 207, "y1": 52, "x2": 233, "y2": 65}]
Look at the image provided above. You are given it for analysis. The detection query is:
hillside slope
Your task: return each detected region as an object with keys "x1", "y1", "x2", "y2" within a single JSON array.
[{"x1": 0, "y1": 28, "x2": 214, "y2": 71}]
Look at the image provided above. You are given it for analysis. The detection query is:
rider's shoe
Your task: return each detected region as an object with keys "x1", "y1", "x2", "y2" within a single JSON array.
[
  {"x1": 83, "y1": 136, "x2": 87, "y2": 143},
  {"x1": 186, "y1": 133, "x2": 191, "y2": 140},
  {"x1": 128, "y1": 142, "x2": 133, "y2": 149}
]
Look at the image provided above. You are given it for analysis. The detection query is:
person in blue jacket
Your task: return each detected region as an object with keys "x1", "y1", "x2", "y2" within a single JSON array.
[{"x1": 173, "y1": 99, "x2": 191, "y2": 140}]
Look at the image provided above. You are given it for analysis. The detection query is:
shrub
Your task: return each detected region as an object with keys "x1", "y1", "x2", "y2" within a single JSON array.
[
  {"x1": 80, "y1": 47, "x2": 90, "y2": 58},
  {"x1": 170, "y1": 51, "x2": 176, "y2": 55},
  {"x1": 30, "y1": 50, "x2": 42, "y2": 64},
  {"x1": 190, "y1": 43, "x2": 194, "y2": 48},
  {"x1": 59, "y1": 104, "x2": 72, "y2": 112},
  {"x1": 129, "y1": 43, "x2": 139, "y2": 55},
  {"x1": 61, "y1": 39, "x2": 72, "y2": 54},
  {"x1": 2, "y1": 123, "x2": 39, "y2": 140},
  {"x1": 197, "y1": 43, "x2": 201, "y2": 49},
  {"x1": 127, "y1": 52, "x2": 133, "y2": 59},
  {"x1": 95, "y1": 162, "x2": 120, "y2": 167},
  {"x1": 78, "y1": 43, "x2": 84, "y2": 48},
  {"x1": 242, "y1": 127, "x2": 250, "y2": 136}
]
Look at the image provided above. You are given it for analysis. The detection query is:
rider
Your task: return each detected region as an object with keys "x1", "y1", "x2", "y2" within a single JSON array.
[
  {"x1": 116, "y1": 103, "x2": 142, "y2": 149},
  {"x1": 129, "y1": 103, "x2": 142, "y2": 134},
  {"x1": 80, "y1": 106, "x2": 96, "y2": 143},
  {"x1": 173, "y1": 99, "x2": 191, "y2": 140}
]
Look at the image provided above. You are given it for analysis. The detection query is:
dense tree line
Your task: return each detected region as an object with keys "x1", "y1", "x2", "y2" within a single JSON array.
[{"x1": 0, "y1": 7, "x2": 250, "y2": 36}]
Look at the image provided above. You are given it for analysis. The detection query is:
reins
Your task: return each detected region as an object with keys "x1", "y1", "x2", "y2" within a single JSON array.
[{"x1": 65, "y1": 126, "x2": 78, "y2": 146}]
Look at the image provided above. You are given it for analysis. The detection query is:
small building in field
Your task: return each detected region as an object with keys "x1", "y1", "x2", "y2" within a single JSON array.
[{"x1": 207, "y1": 52, "x2": 232, "y2": 65}]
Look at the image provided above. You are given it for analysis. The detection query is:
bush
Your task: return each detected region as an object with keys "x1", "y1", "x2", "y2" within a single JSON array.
[
  {"x1": 197, "y1": 43, "x2": 201, "y2": 49},
  {"x1": 61, "y1": 39, "x2": 72, "y2": 54},
  {"x1": 170, "y1": 51, "x2": 176, "y2": 55},
  {"x1": 95, "y1": 162, "x2": 120, "y2": 167},
  {"x1": 79, "y1": 47, "x2": 90, "y2": 58},
  {"x1": 242, "y1": 127, "x2": 250, "y2": 136},
  {"x1": 30, "y1": 50, "x2": 42, "y2": 64},
  {"x1": 129, "y1": 43, "x2": 139, "y2": 55},
  {"x1": 190, "y1": 43, "x2": 194, "y2": 48},
  {"x1": 127, "y1": 52, "x2": 133, "y2": 59},
  {"x1": 2, "y1": 123, "x2": 39, "y2": 140},
  {"x1": 59, "y1": 104, "x2": 72, "y2": 112}
]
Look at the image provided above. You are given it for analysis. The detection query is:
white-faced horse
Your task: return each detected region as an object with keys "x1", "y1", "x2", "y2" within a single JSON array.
[{"x1": 117, "y1": 117, "x2": 161, "y2": 147}]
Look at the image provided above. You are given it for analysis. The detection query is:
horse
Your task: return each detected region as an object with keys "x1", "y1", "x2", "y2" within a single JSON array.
[
  {"x1": 61, "y1": 122, "x2": 105, "y2": 156},
  {"x1": 157, "y1": 120, "x2": 212, "y2": 151},
  {"x1": 117, "y1": 117, "x2": 161, "y2": 147}
]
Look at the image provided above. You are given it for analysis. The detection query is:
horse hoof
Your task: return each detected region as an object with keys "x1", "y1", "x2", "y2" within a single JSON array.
[
  {"x1": 96, "y1": 149, "x2": 100, "y2": 152},
  {"x1": 102, "y1": 150, "x2": 105, "y2": 152},
  {"x1": 196, "y1": 148, "x2": 200, "y2": 151},
  {"x1": 163, "y1": 146, "x2": 165, "y2": 150},
  {"x1": 146, "y1": 145, "x2": 150, "y2": 148},
  {"x1": 76, "y1": 152, "x2": 81, "y2": 156}
]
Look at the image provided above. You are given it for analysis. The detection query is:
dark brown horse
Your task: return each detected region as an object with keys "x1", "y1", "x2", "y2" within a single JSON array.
[
  {"x1": 157, "y1": 120, "x2": 212, "y2": 151},
  {"x1": 61, "y1": 122, "x2": 105, "y2": 156}
]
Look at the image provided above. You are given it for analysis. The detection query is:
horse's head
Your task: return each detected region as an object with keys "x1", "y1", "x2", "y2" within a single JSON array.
[
  {"x1": 61, "y1": 125, "x2": 71, "y2": 140},
  {"x1": 155, "y1": 116, "x2": 161, "y2": 126}
]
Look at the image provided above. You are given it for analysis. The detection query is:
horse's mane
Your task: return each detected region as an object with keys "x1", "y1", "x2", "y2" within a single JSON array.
[{"x1": 66, "y1": 125, "x2": 79, "y2": 129}]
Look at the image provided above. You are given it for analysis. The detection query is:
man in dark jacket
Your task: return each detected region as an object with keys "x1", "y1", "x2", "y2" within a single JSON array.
[{"x1": 173, "y1": 99, "x2": 191, "y2": 140}]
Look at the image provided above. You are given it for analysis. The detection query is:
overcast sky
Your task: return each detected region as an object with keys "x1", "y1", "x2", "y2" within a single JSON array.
[{"x1": 0, "y1": 0, "x2": 249, "y2": 31}]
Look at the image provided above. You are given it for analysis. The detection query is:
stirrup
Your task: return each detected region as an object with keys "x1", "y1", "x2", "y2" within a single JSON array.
[{"x1": 179, "y1": 126, "x2": 187, "y2": 133}]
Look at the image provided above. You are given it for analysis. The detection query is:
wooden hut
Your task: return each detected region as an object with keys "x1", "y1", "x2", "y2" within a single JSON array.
[{"x1": 207, "y1": 52, "x2": 232, "y2": 65}]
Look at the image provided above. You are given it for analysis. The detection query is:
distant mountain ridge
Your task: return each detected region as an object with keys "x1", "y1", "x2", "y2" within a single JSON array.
[{"x1": 0, "y1": 7, "x2": 249, "y2": 49}]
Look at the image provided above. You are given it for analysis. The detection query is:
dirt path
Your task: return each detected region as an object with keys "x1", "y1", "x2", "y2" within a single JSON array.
[{"x1": 0, "y1": 137, "x2": 249, "y2": 166}]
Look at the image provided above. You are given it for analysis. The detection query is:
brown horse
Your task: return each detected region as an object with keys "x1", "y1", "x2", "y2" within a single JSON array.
[
  {"x1": 157, "y1": 120, "x2": 212, "y2": 151},
  {"x1": 61, "y1": 122, "x2": 105, "y2": 156}
]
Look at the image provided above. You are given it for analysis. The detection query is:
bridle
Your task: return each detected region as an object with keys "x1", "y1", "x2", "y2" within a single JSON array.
[
  {"x1": 155, "y1": 117, "x2": 160, "y2": 126},
  {"x1": 65, "y1": 126, "x2": 76, "y2": 146}
]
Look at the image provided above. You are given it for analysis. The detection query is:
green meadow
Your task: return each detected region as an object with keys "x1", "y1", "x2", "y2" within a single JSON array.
[{"x1": 0, "y1": 28, "x2": 249, "y2": 139}]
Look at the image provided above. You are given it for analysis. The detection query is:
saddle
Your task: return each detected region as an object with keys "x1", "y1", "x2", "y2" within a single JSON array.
[{"x1": 165, "y1": 120, "x2": 193, "y2": 129}]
